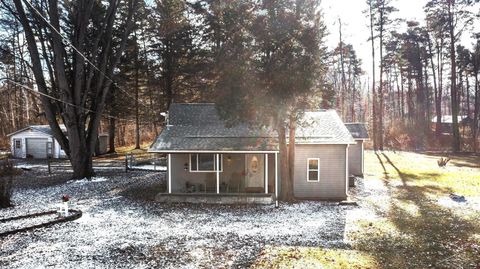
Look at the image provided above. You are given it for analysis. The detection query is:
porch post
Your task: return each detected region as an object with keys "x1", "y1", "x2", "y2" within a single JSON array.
[
  {"x1": 361, "y1": 141, "x2": 364, "y2": 175},
  {"x1": 216, "y1": 153, "x2": 220, "y2": 194},
  {"x1": 274, "y1": 152, "x2": 278, "y2": 200},
  {"x1": 264, "y1": 153, "x2": 268, "y2": 194},
  {"x1": 168, "y1": 153, "x2": 172, "y2": 194}
]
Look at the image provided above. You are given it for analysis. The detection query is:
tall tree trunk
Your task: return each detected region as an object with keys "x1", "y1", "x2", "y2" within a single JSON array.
[
  {"x1": 108, "y1": 117, "x2": 116, "y2": 153},
  {"x1": 448, "y1": 0, "x2": 461, "y2": 152},
  {"x1": 278, "y1": 122, "x2": 293, "y2": 202},
  {"x1": 473, "y1": 73, "x2": 479, "y2": 152},
  {"x1": 135, "y1": 67, "x2": 140, "y2": 149},
  {"x1": 436, "y1": 38, "x2": 444, "y2": 136},
  {"x1": 408, "y1": 75, "x2": 414, "y2": 120},
  {"x1": 134, "y1": 30, "x2": 141, "y2": 149},
  {"x1": 427, "y1": 34, "x2": 440, "y2": 137},
  {"x1": 287, "y1": 114, "x2": 296, "y2": 202},
  {"x1": 401, "y1": 70, "x2": 405, "y2": 119},
  {"x1": 377, "y1": 0, "x2": 385, "y2": 151},
  {"x1": 466, "y1": 74, "x2": 470, "y2": 116},
  {"x1": 368, "y1": 0, "x2": 377, "y2": 150},
  {"x1": 12, "y1": 0, "x2": 138, "y2": 179},
  {"x1": 69, "y1": 137, "x2": 94, "y2": 179},
  {"x1": 339, "y1": 19, "x2": 347, "y2": 120},
  {"x1": 352, "y1": 78, "x2": 356, "y2": 122}
]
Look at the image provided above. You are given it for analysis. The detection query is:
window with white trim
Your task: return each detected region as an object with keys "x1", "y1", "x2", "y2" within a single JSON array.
[
  {"x1": 15, "y1": 140, "x2": 21, "y2": 149},
  {"x1": 190, "y1": 153, "x2": 223, "y2": 172},
  {"x1": 307, "y1": 158, "x2": 320, "y2": 182}
]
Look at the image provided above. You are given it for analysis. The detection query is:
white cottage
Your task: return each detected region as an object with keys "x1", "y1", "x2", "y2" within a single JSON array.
[{"x1": 149, "y1": 103, "x2": 357, "y2": 203}]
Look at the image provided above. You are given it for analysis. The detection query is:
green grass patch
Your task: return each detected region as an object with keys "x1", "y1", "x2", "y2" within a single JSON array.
[
  {"x1": 355, "y1": 151, "x2": 480, "y2": 268},
  {"x1": 115, "y1": 142, "x2": 151, "y2": 155},
  {"x1": 251, "y1": 246, "x2": 379, "y2": 269},
  {"x1": 364, "y1": 151, "x2": 480, "y2": 196}
]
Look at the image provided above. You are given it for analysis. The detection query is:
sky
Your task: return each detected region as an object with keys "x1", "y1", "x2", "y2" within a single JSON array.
[{"x1": 320, "y1": 0, "x2": 480, "y2": 79}]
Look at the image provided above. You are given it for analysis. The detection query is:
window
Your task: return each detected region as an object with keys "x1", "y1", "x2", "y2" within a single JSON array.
[
  {"x1": 190, "y1": 154, "x2": 223, "y2": 172},
  {"x1": 15, "y1": 140, "x2": 21, "y2": 149},
  {"x1": 307, "y1": 158, "x2": 320, "y2": 182},
  {"x1": 46, "y1": 142, "x2": 53, "y2": 157}
]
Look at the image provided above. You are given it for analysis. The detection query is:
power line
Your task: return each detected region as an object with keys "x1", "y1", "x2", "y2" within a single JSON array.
[
  {"x1": 3, "y1": 78, "x2": 152, "y2": 124},
  {"x1": 22, "y1": 0, "x2": 152, "y2": 110}
]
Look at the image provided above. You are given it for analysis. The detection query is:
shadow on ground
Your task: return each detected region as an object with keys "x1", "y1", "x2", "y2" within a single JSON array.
[
  {"x1": 422, "y1": 151, "x2": 480, "y2": 169},
  {"x1": 352, "y1": 152, "x2": 480, "y2": 268}
]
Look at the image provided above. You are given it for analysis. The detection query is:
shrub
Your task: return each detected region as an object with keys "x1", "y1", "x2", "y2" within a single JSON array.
[
  {"x1": 0, "y1": 159, "x2": 21, "y2": 208},
  {"x1": 437, "y1": 157, "x2": 450, "y2": 167}
]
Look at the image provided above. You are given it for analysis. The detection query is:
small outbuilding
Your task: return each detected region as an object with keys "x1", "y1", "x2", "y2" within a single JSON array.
[
  {"x1": 8, "y1": 125, "x2": 108, "y2": 159},
  {"x1": 344, "y1": 123, "x2": 369, "y2": 177},
  {"x1": 8, "y1": 125, "x2": 67, "y2": 159}
]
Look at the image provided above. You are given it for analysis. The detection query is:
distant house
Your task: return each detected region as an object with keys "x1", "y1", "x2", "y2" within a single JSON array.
[
  {"x1": 344, "y1": 123, "x2": 369, "y2": 177},
  {"x1": 8, "y1": 125, "x2": 108, "y2": 159},
  {"x1": 431, "y1": 115, "x2": 473, "y2": 134},
  {"x1": 149, "y1": 103, "x2": 357, "y2": 203}
]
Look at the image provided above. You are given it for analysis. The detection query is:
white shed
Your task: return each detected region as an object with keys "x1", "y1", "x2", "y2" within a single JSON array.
[
  {"x1": 8, "y1": 125, "x2": 67, "y2": 159},
  {"x1": 8, "y1": 125, "x2": 110, "y2": 159}
]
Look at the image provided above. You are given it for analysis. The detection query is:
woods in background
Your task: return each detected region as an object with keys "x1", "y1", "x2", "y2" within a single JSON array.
[
  {"x1": 365, "y1": 0, "x2": 480, "y2": 152},
  {"x1": 0, "y1": 0, "x2": 479, "y2": 178}
]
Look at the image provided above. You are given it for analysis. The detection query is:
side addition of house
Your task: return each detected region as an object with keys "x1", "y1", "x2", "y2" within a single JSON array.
[{"x1": 344, "y1": 123, "x2": 369, "y2": 177}]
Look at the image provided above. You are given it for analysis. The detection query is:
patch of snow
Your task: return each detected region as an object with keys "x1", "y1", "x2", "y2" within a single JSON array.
[
  {"x1": 70, "y1": 177, "x2": 109, "y2": 184},
  {"x1": 129, "y1": 165, "x2": 167, "y2": 171},
  {"x1": 14, "y1": 164, "x2": 47, "y2": 169},
  {"x1": 1, "y1": 171, "x2": 381, "y2": 268},
  {"x1": 437, "y1": 196, "x2": 480, "y2": 211}
]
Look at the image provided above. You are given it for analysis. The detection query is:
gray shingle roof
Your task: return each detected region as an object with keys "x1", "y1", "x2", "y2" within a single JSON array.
[
  {"x1": 7, "y1": 125, "x2": 67, "y2": 137},
  {"x1": 344, "y1": 123, "x2": 369, "y2": 140},
  {"x1": 149, "y1": 103, "x2": 355, "y2": 152},
  {"x1": 296, "y1": 111, "x2": 356, "y2": 144}
]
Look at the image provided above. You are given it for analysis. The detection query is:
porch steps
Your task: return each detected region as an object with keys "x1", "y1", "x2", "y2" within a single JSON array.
[{"x1": 155, "y1": 193, "x2": 274, "y2": 205}]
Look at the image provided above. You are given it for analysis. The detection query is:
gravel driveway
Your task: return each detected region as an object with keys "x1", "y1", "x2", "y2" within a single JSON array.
[{"x1": 0, "y1": 168, "x2": 383, "y2": 268}]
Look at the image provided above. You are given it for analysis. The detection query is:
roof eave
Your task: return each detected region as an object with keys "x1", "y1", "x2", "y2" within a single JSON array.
[
  {"x1": 7, "y1": 126, "x2": 52, "y2": 137},
  {"x1": 147, "y1": 149, "x2": 280, "y2": 153}
]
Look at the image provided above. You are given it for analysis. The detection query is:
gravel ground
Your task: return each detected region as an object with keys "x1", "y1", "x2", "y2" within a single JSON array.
[{"x1": 0, "y1": 168, "x2": 385, "y2": 269}]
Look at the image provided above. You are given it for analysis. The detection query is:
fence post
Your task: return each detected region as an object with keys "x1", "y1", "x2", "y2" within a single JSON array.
[
  {"x1": 47, "y1": 157, "x2": 51, "y2": 175},
  {"x1": 125, "y1": 154, "x2": 128, "y2": 173},
  {"x1": 153, "y1": 154, "x2": 157, "y2": 171}
]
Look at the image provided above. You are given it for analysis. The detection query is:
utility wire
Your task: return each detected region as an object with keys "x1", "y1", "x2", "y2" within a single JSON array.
[
  {"x1": 22, "y1": 0, "x2": 152, "y2": 110},
  {"x1": 0, "y1": 46, "x2": 156, "y2": 125},
  {"x1": 4, "y1": 78, "x2": 152, "y2": 124}
]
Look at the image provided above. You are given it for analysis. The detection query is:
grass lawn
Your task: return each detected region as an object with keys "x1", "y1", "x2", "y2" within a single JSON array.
[
  {"x1": 251, "y1": 151, "x2": 480, "y2": 269},
  {"x1": 93, "y1": 142, "x2": 154, "y2": 161}
]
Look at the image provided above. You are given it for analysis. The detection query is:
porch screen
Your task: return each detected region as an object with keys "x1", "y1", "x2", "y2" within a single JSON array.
[{"x1": 190, "y1": 154, "x2": 223, "y2": 172}]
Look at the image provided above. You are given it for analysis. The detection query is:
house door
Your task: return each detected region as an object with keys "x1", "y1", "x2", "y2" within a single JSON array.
[
  {"x1": 13, "y1": 139, "x2": 23, "y2": 158},
  {"x1": 245, "y1": 154, "x2": 264, "y2": 188}
]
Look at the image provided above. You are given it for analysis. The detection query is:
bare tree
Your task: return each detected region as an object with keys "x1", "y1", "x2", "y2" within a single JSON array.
[{"x1": 11, "y1": 0, "x2": 138, "y2": 178}]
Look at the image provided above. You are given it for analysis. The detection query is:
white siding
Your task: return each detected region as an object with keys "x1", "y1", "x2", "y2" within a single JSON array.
[
  {"x1": 10, "y1": 129, "x2": 63, "y2": 158},
  {"x1": 348, "y1": 140, "x2": 364, "y2": 176},
  {"x1": 293, "y1": 144, "x2": 348, "y2": 200}
]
